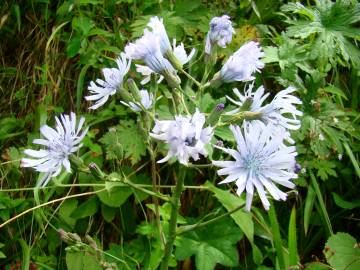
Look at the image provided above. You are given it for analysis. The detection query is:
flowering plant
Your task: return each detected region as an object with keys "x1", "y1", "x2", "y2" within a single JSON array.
[{"x1": 19, "y1": 13, "x2": 304, "y2": 270}]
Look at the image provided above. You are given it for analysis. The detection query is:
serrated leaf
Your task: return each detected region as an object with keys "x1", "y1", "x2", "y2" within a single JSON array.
[
  {"x1": 96, "y1": 184, "x2": 132, "y2": 208},
  {"x1": 304, "y1": 262, "x2": 332, "y2": 270},
  {"x1": 175, "y1": 216, "x2": 242, "y2": 270},
  {"x1": 214, "y1": 126, "x2": 235, "y2": 142},
  {"x1": 59, "y1": 199, "x2": 78, "y2": 227},
  {"x1": 324, "y1": 232, "x2": 360, "y2": 270}
]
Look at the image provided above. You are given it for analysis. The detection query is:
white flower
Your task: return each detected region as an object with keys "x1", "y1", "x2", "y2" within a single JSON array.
[
  {"x1": 213, "y1": 124, "x2": 297, "y2": 211},
  {"x1": 21, "y1": 113, "x2": 88, "y2": 187},
  {"x1": 150, "y1": 109, "x2": 213, "y2": 164},
  {"x1": 219, "y1": 41, "x2": 264, "y2": 83},
  {"x1": 85, "y1": 53, "x2": 131, "y2": 110},
  {"x1": 227, "y1": 84, "x2": 303, "y2": 133},
  {"x1": 147, "y1": 16, "x2": 171, "y2": 54},
  {"x1": 125, "y1": 30, "x2": 174, "y2": 74},
  {"x1": 135, "y1": 64, "x2": 164, "y2": 85},
  {"x1": 205, "y1": 15, "x2": 234, "y2": 54},
  {"x1": 172, "y1": 39, "x2": 196, "y2": 65},
  {"x1": 121, "y1": 89, "x2": 154, "y2": 112}
]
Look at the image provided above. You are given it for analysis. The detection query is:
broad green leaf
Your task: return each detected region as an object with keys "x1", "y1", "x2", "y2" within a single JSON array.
[
  {"x1": 332, "y1": 192, "x2": 360, "y2": 210},
  {"x1": 96, "y1": 184, "x2": 132, "y2": 208},
  {"x1": 59, "y1": 199, "x2": 78, "y2": 227},
  {"x1": 101, "y1": 204, "x2": 117, "y2": 223},
  {"x1": 204, "y1": 182, "x2": 262, "y2": 264},
  {"x1": 214, "y1": 126, "x2": 235, "y2": 142},
  {"x1": 304, "y1": 262, "x2": 332, "y2": 270},
  {"x1": 66, "y1": 251, "x2": 102, "y2": 270},
  {"x1": 72, "y1": 16, "x2": 94, "y2": 36},
  {"x1": 175, "y1": 216, "x2": 242, "y2": 270},
  {"x1": 322, "y1": 85, "x2": 348, "y2": 100},
  {"x1": 324, "y1": 232, "x2": 360, "y2": 270},
  {"x1": 70, "y1": 196, "x2": 99, "y2": 219},
  {"x1": 0, "y1": 251, "x2": 5, "y2": 259},
  {"x1": 66, "y1": 36, "x2": 81, "y2": 58}
]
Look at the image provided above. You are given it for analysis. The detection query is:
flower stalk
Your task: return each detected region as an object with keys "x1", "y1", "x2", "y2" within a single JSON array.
[{"x1": 160, "y1": 166, "x2": 186, "y2": 270}]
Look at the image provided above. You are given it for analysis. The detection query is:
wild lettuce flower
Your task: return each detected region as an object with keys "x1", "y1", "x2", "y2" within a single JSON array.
[
  {"x1": 172, "y1": 39, "x2": 196, "y2": 65},
  {"x1": 135, "y1": 64, "x2": 164, "y2": 85},
  {"x1": 215, "y1": 41, "x2": 264, "y2": 83},
  {"x1": 21, "y1": 113, "x2": 88, "y2": 187},
  {"x1": 150, "y1": 109, "x2": 213, "y2": 164},
  {"x1": 125, "y1": 30, "x2": 180, "y2": 87},
  {"x1": 125, "y1": 30, "x2": 174, "y2": 74},
  {"x1": 205, "y1": 15, "x2": 234, "y2": 54},
  {"x1": 121, "y1": 89, "x2": 154, "y2": 112},
  {"x1": 213, "y1": 123, "x2": 297, "y2": 211},
  {"x1": 134, "y1": 39, "x2": 194, "y2": 85},
  {"x1": 85, "y1": 53, "x2": 131, "y2": 110},
  {"x1": 147, "y1": 16, "x2": 171, "y2": 54},
  {"x1": 227, "y1": 84, "x2": 303, "y2": 133}
]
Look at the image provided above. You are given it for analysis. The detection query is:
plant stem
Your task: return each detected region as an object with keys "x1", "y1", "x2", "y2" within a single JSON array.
[
  {"x1": 160, "y1": 166, "x2": 186, "y2": 270},
  {"x1": 180, "y1": 69, "x2": 202, "y2": 88},
  {"x1": 176, "y1": 204, "x2": 244, "y2": 235}
]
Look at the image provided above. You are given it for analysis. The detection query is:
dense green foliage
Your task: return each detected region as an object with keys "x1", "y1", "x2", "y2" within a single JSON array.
[{"x1": 0, "y1": 0, "x2": 360, "y2": 269}]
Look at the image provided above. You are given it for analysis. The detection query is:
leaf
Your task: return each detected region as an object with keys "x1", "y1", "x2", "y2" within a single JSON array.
[
  {"x1": 332, "y1": 193, "x2": 360, "y2": 210},
  {"x1": 100, "y1": 120, "x2": 147, "y2": 164},
  {"x1": 70, "y1": 196, "x2": 99, "y2": 219},
  {"x1": 72, "y1": 16, "x2": 94, "y2": 36},
  {"x1": 96, "y1": 183, "x2": 132, "y2": 208},
  {"x1": 66, "y1": 36, "x2": 81, "y2": 58},
  {"x1": 304, "y1": 185, "x2": 316, "y2": 235},
  {"x1": 59, "y1": 199, "x2": 78, "y2": 227},
  {"x1": 304, "y1": 262, "x2": 332, "y2": 270},
  {"x1": 175, "y1": 216, "x2": 242, "y2": 270},
  {"x1": 288, "y1": 206, "x2": 298, "y2": 266},
  {"x1": 66, "y1": 251, "x2": 102, "y2": 270},
  {"x1": 204, "y1": 182, "x2": 262, "y2": 264},
  {"x1": 324, "y1": 232, "x2": 360, "y2": 270},
  {"x1": 101, "y1": 204, "x2": 117, "y2": 223},
  {"x1": 322, "y1": 85, "x2": 348, "y2": 100},
  {"x1": 214, "y1": 126, "x2": 235, "y2": 142}
]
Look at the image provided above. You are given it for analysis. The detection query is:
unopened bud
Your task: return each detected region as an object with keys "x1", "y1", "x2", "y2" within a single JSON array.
[
  {"x1": 240, "y1": 98, "x2": 253, "y2": 111},
  {"x1": 162, "y1": 69, "x2": 181, "y2": 88},
  {"x1": 208, "y1": 72, "x2": 222, "y2": 88},
  {"x1": 212, "y1": 140, "x2": 224, "y2": 160},
  {"x1": 165, "y1": 50, "x2": 183, "y2": 70},
  {"x1": 89, "y1": 163, "x2": 106, "y2": 180},
  {"x1": 127, "y1": 78, "x2": 141, "y2": 102},
  {"x1": 206, "y1": 103, "x2": 225, "y2": 126}
]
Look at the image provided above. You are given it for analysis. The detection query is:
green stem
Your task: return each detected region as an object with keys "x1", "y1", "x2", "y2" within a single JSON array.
[
  {"x1": 176, "y1": 204, "x2": 244, "y2": 235},
  {"x1": 160, "y1": 166, "x2": 186, "y2": 270},
  {"x1": 180, "y1": 69, "x2": 202, "y2": 88}
]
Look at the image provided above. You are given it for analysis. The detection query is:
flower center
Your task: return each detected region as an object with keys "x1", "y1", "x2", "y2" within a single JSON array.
[{"x1": 184, "y1": 136, "x2": 197, "y2": 147}]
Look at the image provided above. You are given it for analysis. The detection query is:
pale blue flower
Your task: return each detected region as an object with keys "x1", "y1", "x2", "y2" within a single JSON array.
[
  {"x1": 213, "y1": 123, "x2": 297, "y2": 211},
  {"x1": 147, "y1": 16, "x2": 172, "y2": 54},
  {"x1": 205, "y1": 15, "x2": 234, "y2": 54},
  {"x1": 150, "y1": 109, "x2": 213, "y2": 165},
  {"x1": 22, "y1": 113, "x2": 88, "y2": 187},
  {"x1": 85, "y1": 53, "x2": 131, "y2": 110},
  {"x1": 220, "y1": 41, "x2": 264, "y2": 82},
  {"x1": 121, "y1": 89, "x2": 154, "y2": 112}
]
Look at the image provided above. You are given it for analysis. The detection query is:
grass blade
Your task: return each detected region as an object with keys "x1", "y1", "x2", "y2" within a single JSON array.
[
  {"x1": 343, "y1": 142, "x2": 360, "y2": 179},
  {"x1": 309, "y1": 169, "x2": 333, "y2": 236},
  {"x1": 288, "y1": 206, "x2": 298, "y2": 267},
  {"x1": 304, "y1": 185, "x2": 316, "y2": 235},
  {"x1": 268, "y1": 202, "x2": 286, "y2": 270}
]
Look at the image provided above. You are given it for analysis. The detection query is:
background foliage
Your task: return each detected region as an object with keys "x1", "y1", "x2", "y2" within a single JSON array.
[{"x1": 0, "y1": 0, "x2": 359, "y2": 269}]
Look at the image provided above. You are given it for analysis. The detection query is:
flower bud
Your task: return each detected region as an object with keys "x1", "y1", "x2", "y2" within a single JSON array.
[
  {"x1": 127, "y1": 78, "x2": 141, "y2": 102},
  {"x1": 206, "y1": 103, "x2": 225, "y2": 126},
  {"x1": 89, "y1": 162, "x2": 106, "y2": 181}
]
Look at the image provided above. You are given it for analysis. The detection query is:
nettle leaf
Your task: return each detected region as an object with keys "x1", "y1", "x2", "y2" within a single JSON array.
[
  {"x1": 70, "y1": 196, "x2": 99, "y2": 219},
  {"x1": 66, "y1": 250, "x2": 102, "y2": 270},
  {"x1": 324, "y1": 232, "x2": 360, "y2": 270},
  {"x1": 100, "y1": 120, "x2": 147, "y2": 164},
  {"x1": 175, "y1": 216, "x2": 242, "y2": 270},
  {"x1": 310, "y1": 160, "x2": 337, "y2": 181}
]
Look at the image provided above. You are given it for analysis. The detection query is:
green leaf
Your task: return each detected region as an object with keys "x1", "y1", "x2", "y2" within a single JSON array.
[
  {"x1": 100, "y1": 120, "x2": 147, "y2": 164},
  {"x1": 175, "y1": 216, "x2": 242, "y2": 270},
  {"x1": 101, "y1": 204, "x2": 117, "y2": 223},
  {"x1": 72, "y1": 16, "x2": 94, "y2": 36},
  {"x1": 332, "y1": 193, "x2": 360, "y2": 210},
  {"x1": 204, "y1": 182, "x2": 262, "y2": 264},
  {"x1": 322, "y1": 85, "x2": 348, "y2": 100},
  {"x1": 214, "y1": 126, "x2": 235, "y2": 142},
  {"x1": 304, "y1": 262, "x2": 332, "y2": 270},
  {"x1": 70, "y1": 196, "x2": 99, "y2": 219},
  {"x1": 324, "y1": 232, "x2": 360, "y2": 270},
  {"x1": 304, "y1": 185, "x2": 316, "y2": 235},
  {"x1": 96, "y1": 179, "x2": 133, "y2": 207},
  {"x1": 288, "y1": 206, "x2": 298, "y2": 266},
  {"x1": 0, "y1": 251, "x2": 6, "y2": 259},
  {"x1": 59, "y1": 199, "x2": 78, "y2": 227},
  {"x1": 66, "y1": 36, "x2": 81, "y2": 58},
  {"x1": 66, "y1": 251, "x2": 102, "y2": 270}
]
